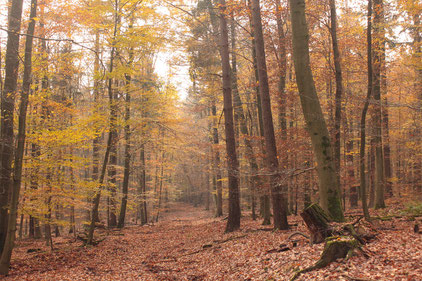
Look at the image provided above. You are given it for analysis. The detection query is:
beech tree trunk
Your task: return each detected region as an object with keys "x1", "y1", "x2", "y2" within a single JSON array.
[
  {"x1": 205, "y1": 0, "x2": 224, "y2": 218},
  {"x1": 289, "y1": 0, "x2": 344, "y2": 222},
  {"x1": 0, "y1": 0, "x2": 24, "y2": 254},
  {"x1": 211, "y1": 103, "x2": 223, "y2": 217},
  {"x1": 329, "y1": 0, "x2": 344, "y2": 183},
  {"x1": 218, "y1": 0, "x2": 241, "y2": 232},
  {"x1": 87, "y1": 0, "x2": 119, "y2": 242},
  {"x1": 247, "y1": 0, "x2": 271, "y2": 225},
  {"x1": 107, "y1": 0, "x2": 120, "y2": 228},
  {"x1": 117, "y1": 33, "x2": 133, "y2": 228},
  {"x1": 251, "y1": 0, "x2": 288, "y2": 230},
  {"x1": 275, "y1": 0, "x2": 290, "y2": 217},
  {"x1": 91, "y1": 29, "x2": 101, "y2": 224},
  {"x1": 359, "y1": 0, "x2": 373, "y2": 220},
  {"x1": 373, "y1": 0, "x2": 386, "y2": 209},
  {"x1": 0, "y1": 0, "x2": 37, "y2": 274},
  {"x1": 230, "y1": 13, "x2": 259, "y2": 221},
  {"x1": 139, "y1": 143, "x2": 148, "y2": 225}
]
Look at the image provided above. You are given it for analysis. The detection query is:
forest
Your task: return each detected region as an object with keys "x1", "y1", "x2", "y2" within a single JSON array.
[{"x1": 0, "y1": 0, "x2": 421, "y2": 280}]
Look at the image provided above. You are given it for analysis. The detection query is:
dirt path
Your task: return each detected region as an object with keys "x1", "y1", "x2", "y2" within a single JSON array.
[{"x1": 4, "y1": 204, "x2": 422, "y2": 280}]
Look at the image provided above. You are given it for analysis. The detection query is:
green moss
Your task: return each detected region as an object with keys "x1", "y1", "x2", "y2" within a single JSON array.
[{"x1": 327, "y1": 194, "x2": 344, "y2": 222}]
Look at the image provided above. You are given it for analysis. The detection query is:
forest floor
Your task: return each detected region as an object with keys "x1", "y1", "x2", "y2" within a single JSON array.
[{"x1": 5, "y1": 202, "x2": 422, "y2": 281}]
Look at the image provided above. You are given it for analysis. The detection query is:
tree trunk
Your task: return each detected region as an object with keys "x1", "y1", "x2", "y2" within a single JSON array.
[
  {"x1": 359, "y1": 0, "x2": 373, "y2": 220},
  {"x1": 251, "y1": 0, "x2": 288, "y2": 230},
  {"x1": 117, "y1": 72, "x2": 131, "y2": 228},
  {"x1": 373, "y1": 0, "x2": 386, "y2": 209},
  {"x1": 211, "y1": 103, "x2": 223, "y2": 217},
  {"x1": 87, "y1": 0, "x2": 119, "y2": 242},
  {"x1": 107, "y1": 1, "x2": 120, "y2": 228},
  {"x1": 247, "y1": 0, "x2": 270, "y2": 225},
  {"x1": 91, "y1": 28, "x2": 101, "y2": 224},
  {"x1": 275, "y1": 0, "x2": 290, "y2": 218},
  {"x1": 87, "y1": 128, "x2": 114, "y2": 244},
  {"x1": 218, "y1": 0, "x2": 241, "y2": 232},
  {"x1": 230, "y1": 11, "x2": 259, "y2": 222},
  {"x1": 329, "y1": 0, "x2": 344, "y2": 184},
  {"x1": 300, "y1": 204, "x2": 332, "y2": 244},
  {"x1": 0, "y1": 0, "x2": 36, "y2": 273},
  {"x1": 118, "y1": 17, "x2": 134, "y2": 228},
  {"x1": 139, "y1": 143, "x2": 148, "y2": 225},
  {"x1": 289, "y1": 0, "x2": 344, "y2": 222},
  {"x1": 0, "y1": 0, "x2": 24, "y2": 254}
]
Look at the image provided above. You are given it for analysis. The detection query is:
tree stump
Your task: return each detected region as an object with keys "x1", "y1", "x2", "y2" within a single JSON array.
[
  {"x1": 290, "y1": 236, "x2": 361, "y2": 281},
  {"x1": 300, "y1": 203, "x2": 332, "y2": 244}
]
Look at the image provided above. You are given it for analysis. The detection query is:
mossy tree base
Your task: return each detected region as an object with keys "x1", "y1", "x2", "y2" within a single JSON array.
[
  {"x1": 290, "y1": 236, "x2": 361, "y2": 281},
  {"x1": 300, "y1": 203, "x2": 332, "y2": 244}
]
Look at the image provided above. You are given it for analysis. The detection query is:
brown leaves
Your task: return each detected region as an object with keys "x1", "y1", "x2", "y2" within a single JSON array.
[{"x1": 5, "y1": 204, "x2": 422, "y2": 280}]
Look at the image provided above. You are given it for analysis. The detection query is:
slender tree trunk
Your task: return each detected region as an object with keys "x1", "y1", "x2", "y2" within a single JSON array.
[
  {"x1": 107, "y1": 1, "x2": 120, "y2": 228},
  {"x1": 0, "y1": 0, "x2": 24, "y2": 254},
  {"x1": 117, "y1": 17, "x2": 134, "y2": 228},
  {"x1": 87, "y1": 0, "x2": 119, "y2": 242},
  {"x1": 373, "y1": 0, "x2": 386, "y2": 209},
  {"x1": 211, "y1": 103, "x2": 223, "y2": 217},
  {"x1": 275, "y1": 0, "x2": 290, "y2": 216},
  {"x1": 155, "y1": 151, "x2": 165, "y2": 223},
  {"x1": 346, "y1": 120, "x2": 357, "y2": 208},
  {"x1": 289, "y1": 0, "x2": 344, "y2": 221},
  {"x1": 359, "y1": 0, "x2": 373, "y2": 220},
  {"x1": 247, "y1": 0, "x2": 271, "y2": 225},
  {"x1": 0, "y1": 0, "x2": 36, "y2": 273},
  {"x1": 412, "y1": 13, "x2": 422, "y2": 194},
  {"x1": 230, "y1": 11, "x2": 259, "y2": 222},
  {"x1": 218, "y1": 0, "x2": 241, "y2": 232},
  {"x1": 29, "y1": 142, "x2": 41, "y2": 238},
  {"x1": 91, "y1": 29, "x2": 101, "y2": 224},
  {"x1": 252, "y1": 0, "x2": 288, "y2": 230},
  {"x1": 87, "y1": 128, "x2": 114, "y2": 244},
  {"x1": 329, "y1": 0, "x2": 344, "y2": 184},
  {"x1": 381, "y1": 50, "x2": 392, "y2": 197},
  {"x1": 139, "y1": 143, "x2": 148, "y2": 225}
]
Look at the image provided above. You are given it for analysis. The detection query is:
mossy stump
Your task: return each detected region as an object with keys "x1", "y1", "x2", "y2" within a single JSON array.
[
  {"x1": 300, "y1": 203, "x2": 332, "y2": 244},
  {"x1": 290, "y1": 236, "x2": 361, "y2": 281}
]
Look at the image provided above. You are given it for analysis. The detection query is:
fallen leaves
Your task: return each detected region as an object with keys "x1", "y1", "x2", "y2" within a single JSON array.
[{"x1": 4, "y1": 203, "x2": 422, "y2": 280}]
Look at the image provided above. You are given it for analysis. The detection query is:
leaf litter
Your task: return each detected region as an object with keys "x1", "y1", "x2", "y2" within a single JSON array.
[{"x1": 4, "y1": 203, "x2": 422, "y2": 280}]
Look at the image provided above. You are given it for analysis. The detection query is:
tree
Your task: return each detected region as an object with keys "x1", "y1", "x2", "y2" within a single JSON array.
[
  {"x1": 289, "y1": 0, "x2": 344, "y2": 222},
  {"x1": 0, "y1": 0, "x2": 24, "y2": 254},
  {"x1": 0, "y1": 0, "x2": 37, "y2": 274},
  {"x1": 329, "y1": 0, "x2": 344, "y2": 183},
  {"x1": 251, "y1": 0, "x2": 288, "y2": 230},
  {"x1": 372, "y1": 0, "x2": 386, "y2": 209},
  {"x1": 359, "y1": 0, "x2": 373, "y2": 221},
  {"x1": 217, "y1": 0, "x2": 241, "y2": 232}
]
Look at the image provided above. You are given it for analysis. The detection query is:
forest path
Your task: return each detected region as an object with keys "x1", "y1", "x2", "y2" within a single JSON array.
[{"x1": 5, "y1": 203, "x2": 422, "y2": 280}]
